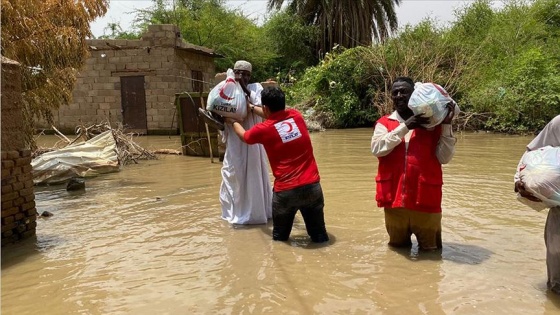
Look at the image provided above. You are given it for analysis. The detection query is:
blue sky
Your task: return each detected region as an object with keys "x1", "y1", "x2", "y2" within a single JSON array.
[{"x1": 90, "y1": 0, "x2": 494, "y2": 38}]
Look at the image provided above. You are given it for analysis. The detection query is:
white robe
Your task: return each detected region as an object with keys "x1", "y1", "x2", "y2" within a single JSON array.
[{"x1": 220, "y1": 83, "x2": 273, "y2": 224}]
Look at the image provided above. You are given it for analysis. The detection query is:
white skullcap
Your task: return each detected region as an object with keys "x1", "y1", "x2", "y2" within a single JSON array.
[{"x1": 233, "y1": 60, "x2": 252, "y2": 72}]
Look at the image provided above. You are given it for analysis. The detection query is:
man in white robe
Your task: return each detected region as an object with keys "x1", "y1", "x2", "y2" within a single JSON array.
[
  {"x1": 220, "y1": 60, "x2": 273, "y2": 224},
  {"x1": 515, "y1": 114, "x2": 560, "y2": 294}
]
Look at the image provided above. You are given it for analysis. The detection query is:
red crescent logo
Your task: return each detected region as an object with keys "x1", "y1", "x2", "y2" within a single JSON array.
[
  {"x1": 281, "y1": 122, "x2": 293, "y2": 132},
  {"x1": 218, "y1": 78, "x2": 236, "y2": 101}
]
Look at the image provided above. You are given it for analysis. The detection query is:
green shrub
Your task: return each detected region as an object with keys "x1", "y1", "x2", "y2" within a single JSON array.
[
  {"x1": 456, "y1": 0, "x2": 560, "y2": 132},
  {"x1": 287, "y1": 46, "x2": 383, "y2": 128}
]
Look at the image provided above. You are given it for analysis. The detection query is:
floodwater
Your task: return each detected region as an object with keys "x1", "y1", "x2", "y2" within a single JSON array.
[{"x1": 2, "y1": 129, "x2": 560, "y2": 314}]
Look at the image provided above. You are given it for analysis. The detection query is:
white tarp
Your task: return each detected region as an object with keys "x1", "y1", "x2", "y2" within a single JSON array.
[{"x1": 32, "y1": 130, "x2": 120, "y2": 184}]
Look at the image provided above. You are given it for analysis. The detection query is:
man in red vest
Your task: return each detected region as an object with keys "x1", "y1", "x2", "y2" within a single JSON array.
[
  {"x1": 225, "y1": 86, "x2": 329, "y2": 243},
  {"x1": 371, "y1": 77, "x2": 456, "y2": 251}
]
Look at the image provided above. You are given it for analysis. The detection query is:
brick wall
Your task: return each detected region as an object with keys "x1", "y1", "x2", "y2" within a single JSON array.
[
  {"x1": 38, "y1": 24, "x2": 218, "y2": 134},
  {"x1": 1, "y1": 57, "x2": 37, "y2": 246},
  {"x1": 1, "y1": 150, "x2": 36, "y2": 246}
]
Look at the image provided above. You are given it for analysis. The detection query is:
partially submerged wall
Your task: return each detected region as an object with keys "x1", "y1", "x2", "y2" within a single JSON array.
[{"x1": 1, "y1": 57, "x2": 37, "y2": 246}]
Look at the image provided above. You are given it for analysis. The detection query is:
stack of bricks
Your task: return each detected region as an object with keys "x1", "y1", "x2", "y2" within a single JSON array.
[
  {"x1": 1, "y1": 56, "x2": 37, "y2": 246},
  {"x1": 141, "y1": 24, "x2": 179, "y2": 46}
]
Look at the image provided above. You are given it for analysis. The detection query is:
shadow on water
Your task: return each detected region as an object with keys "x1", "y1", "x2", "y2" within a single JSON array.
[
  {"x1": 388, "y1": 241, "x2": 493, "y2": 264},
  {"x1": 442, "y1": 242, "x2": 494, "y2": 264},
  {"x1": 546, "y1": 291, "x2": 560, "y2": 309},
  {"x1": 231, "y1": 221, "x2": 336, "y2": 249},
  {"x1": 1, "y1": 236, "x2": 40, "y2": 270}
]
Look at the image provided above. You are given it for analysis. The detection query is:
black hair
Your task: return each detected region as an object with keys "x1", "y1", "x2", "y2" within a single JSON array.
[
  {"x1": 261, "y1": 86, "x2": 286, "y2": 112},
  {"x1": 393, "y1": 76, "x2": 414, "y2": 89}
]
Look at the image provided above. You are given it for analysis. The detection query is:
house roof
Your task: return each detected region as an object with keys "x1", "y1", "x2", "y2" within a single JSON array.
[
  {"x1": 175, "y1": 41, "x2": 223, "y2": 58},
  {"x1": 89, "y1": 24, "x2": 224, "y2": 58},
  {"x1": 87, "y1": 40, "x2": 223, "y2": 58}
]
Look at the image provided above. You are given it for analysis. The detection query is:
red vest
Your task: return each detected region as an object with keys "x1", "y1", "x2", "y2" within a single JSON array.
[{"x1": 375, "y1": 116, "x2": 443, "y2": 213}]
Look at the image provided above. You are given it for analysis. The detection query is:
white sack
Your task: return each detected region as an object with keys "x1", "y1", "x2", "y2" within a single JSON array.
[
  {"x1": 32, "y1": 130, "x2": 120, "y2": 184},
  {"x1": 408, "y1": 82, "x2": 457, "y2": 128},
  {"x1": 516, "y1": 193, "x2": 548, "y2": 212},
  {"x1": 519, "y1": 145, "x2": 560, "y2": 208},
  {"x1": 206, "y1": 68, "x2": 247, "y2": 120}
]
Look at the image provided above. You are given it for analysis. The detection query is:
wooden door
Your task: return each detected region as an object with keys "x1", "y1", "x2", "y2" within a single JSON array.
[{"x1": 120, "y1": 76, "x2": 147, "y2": 133}]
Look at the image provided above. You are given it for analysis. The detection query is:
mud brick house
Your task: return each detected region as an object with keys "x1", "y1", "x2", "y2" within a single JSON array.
[{"x1": 39, "y1": 24, "x2": 222, "y2": 134}]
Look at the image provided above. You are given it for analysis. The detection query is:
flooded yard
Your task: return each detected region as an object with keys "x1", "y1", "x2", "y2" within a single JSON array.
[{"x1": 2, "y1": 130, "x2": 559, "y2": 314}]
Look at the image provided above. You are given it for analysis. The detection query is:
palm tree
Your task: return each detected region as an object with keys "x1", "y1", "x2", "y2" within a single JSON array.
[{"x1": 267, "y1": 0, "x2": 400, "y2": 54}]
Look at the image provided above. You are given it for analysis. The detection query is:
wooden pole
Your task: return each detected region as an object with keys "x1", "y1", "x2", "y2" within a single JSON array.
[{"x1": 199, "y1": 93, "x2": 214, "y2": 163}]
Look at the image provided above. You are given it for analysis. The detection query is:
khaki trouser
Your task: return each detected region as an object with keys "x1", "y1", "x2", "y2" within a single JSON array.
[
  {"x1": 545, "y1": 206, "x2": 560, "y2": 294},
  {"x1": 384, "y1": 207, "x2": 442, "y2": 250}
]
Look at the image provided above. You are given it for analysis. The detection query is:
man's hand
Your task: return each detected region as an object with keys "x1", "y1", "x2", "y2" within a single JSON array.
[
  {"x1": 405, "y1": 113, "x2": 430, "y2": 130},
  {"x1": 225, "y1": 117, "x2": 247, "y2": 143},
  {"x1": 515, "y1": 180, "x2": 542, "y2": 202},
  {"x1": 234, "y1": 71, "x2": 251, "y2": 97},
  {"x1": 442, "y1": 102, "x2": 456, "y2": 124}
]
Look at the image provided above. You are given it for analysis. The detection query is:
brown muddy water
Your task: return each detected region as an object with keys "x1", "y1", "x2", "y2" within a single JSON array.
[{"x1": 2, "y1": 129, "x2": 560, "y2": 314}]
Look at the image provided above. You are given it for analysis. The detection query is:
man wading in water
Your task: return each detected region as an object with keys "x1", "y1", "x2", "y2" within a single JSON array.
[
  {"x1": 217, "y1": 60, "x2": 273, "y2": 225},
  {"x1": 515, "y1": 115, "x2": 560, "y2": 295},
  {"x1": 371, "y1": 77, "x2": 456, "y2": 251},
  {"x1": 225, "y1": 87, "x2": 329, "y2": 243}
]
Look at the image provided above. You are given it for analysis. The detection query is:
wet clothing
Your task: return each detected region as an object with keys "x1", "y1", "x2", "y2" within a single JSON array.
[
  {"x1": 371, "y1": 111, "x2": 455, "y2": 249},
  {"x1": 545, "y1": 207, "x2": 560, "y2": 294},
  {"x1": 244, "y1": 108, "x2": 327, "y2": 242},
  {"x1": 220, "y1": 83, "x2": 272, "y2": 224},
  {"x1": 527, "y1": 115, "x2": 560, "y2": 150},
  {"x1": 384, "y1": 207, "x2": 442, "y2": 249},
  {"x1": 245, "y1": 108, "x2": 320, "y2": 192},
  {"x1": 515, "y1": 114, "x2": 560, "y2": 294},
  {"x1": 271, "y1": 182, "x2": 328, "y2": 242}
]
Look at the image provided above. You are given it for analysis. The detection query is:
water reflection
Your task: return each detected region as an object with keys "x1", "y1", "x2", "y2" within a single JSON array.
[{"x1": 2, "y1": 131, "x2": 559, "y2": 314}]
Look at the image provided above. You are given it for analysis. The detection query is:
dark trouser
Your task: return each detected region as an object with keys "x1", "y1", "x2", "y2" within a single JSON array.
[
  {"x1": 272, "y1": 182, "x2": 329, "y2": 243},
  {"x1": 545, "y1": 206, "x2": 560, "y2": 294}
]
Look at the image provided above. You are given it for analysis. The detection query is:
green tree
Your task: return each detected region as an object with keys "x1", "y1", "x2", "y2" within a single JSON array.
[
  {"x1": 287, "y1": 46, "x2": 383, "y2": 128},
  {"x1": 1, "y1": 0, "x2": 109, "y2": 145},
  {"x1": 262, "y1": 10, "x2": 319, "y2": 80},
  {"x1": 285, "y1": 19, "x2": 468, "y2": 128},
  {"x1": 134, "y1": 0, "x2": 276, "y2": 81},
  {"x1": 267, "y1": 0, "x2": 401, "y2": 54},
  {"x1": 449, "y1": 0, "x2": 560, "y2": 132},
  {"x1": 287, "y1": 0, "x2": 560, "y2": 132}
]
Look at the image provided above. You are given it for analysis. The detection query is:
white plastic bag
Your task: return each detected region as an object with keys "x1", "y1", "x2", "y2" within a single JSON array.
[
  {"x1": 519, "y1": 146, "x2": 560, "y2": 208},
  {"x1": 408, "y1": 82, "x2": 457, "y2": 128},
  {"x1": 516, "y1": 193, "x2": 548, "y2": 212},
  {"x1": 206, "y1": 68, "x2": 247, "y2": 120}
]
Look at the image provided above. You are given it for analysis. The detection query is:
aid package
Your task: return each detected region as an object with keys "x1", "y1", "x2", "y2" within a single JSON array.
[
  {"x1": 408, "y1": 82, "x2": 458, "y2": 128},
  {"x1": 519, "y1": 145, "x2": 560, "y2": 208},
  {"x1": 207, "y1": 68, "x2": 247, "y2": 120}
]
